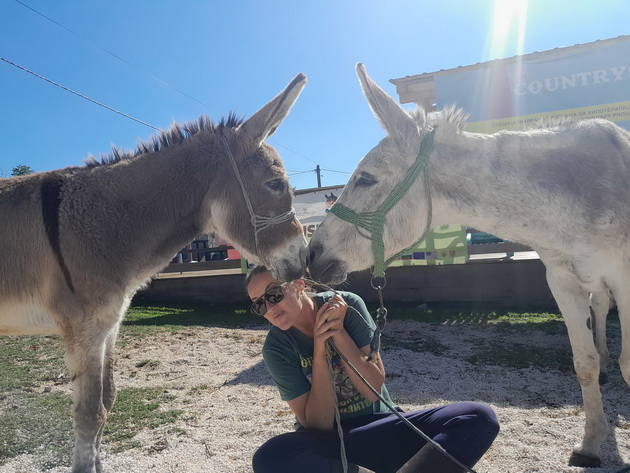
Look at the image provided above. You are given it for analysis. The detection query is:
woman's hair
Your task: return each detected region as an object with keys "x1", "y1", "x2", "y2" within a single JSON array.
[
  {"x1": 243, "y1": 265, "x2": 271, "y2": 291},
  {"x1": 244, "y1": 265, "x2": 319, "y2": 296}
]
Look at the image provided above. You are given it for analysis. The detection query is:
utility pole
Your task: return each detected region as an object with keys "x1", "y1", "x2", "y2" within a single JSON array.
[{"x1": 315, "y1": 165, "x2": 322, "y2": 188}]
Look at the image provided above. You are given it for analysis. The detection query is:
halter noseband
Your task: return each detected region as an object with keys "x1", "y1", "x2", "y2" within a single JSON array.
[
  {"x1": 330, "y1": 129, "x2": 435, "y2": 279},
  {"x1": 221, "y1": 136, "x2": 296, "y2": 265}
]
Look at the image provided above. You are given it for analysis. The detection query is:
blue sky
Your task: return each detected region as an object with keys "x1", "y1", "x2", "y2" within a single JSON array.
[{"x1": 1, "y1": 0, "x2": 628, "y2": 190}]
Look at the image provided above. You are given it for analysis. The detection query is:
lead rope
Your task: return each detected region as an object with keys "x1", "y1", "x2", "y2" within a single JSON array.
[
  {"x1": 330, "y1": 338, "x2": 477, "y2": 473},
  {"x1": 313, "y1": 282, "x2": 477, "y2": 473},
  {"x1": 326, "y1": 339, "x2": 349, "y2": 472},
  {"x1": 313, "y1": 286, "x2": 352, "y2": 473},
  {"x1": 337, "y1": 326, "x2": 630, "y2": 473},
  {"x1": 221, "y1": 136, "x2": 296, "y2": 260}
]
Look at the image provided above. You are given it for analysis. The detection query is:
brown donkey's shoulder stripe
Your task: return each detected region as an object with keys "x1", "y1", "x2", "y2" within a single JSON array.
[{"x1": 41, "y1": 176, "x2": 75, "y2": 293}]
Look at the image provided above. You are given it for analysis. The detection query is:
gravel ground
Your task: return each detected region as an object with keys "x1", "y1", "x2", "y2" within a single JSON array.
[{"x1": 1, "y1": 318, "x2": 629, "y2": 473}]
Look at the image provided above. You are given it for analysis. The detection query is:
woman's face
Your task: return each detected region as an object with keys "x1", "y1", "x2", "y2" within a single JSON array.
[{"x1": 247, "y1": 271, "x2": 304, "y2": 330}]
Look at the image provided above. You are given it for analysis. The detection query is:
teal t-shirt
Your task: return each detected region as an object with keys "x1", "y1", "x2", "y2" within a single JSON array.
[{"x1": 262, "y1": 291, "x2": 395, "y2": 428}]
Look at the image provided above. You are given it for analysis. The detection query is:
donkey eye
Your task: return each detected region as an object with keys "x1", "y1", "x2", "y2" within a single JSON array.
[
  {"x1": 266, "y1": 179, "x2": 286, "y2": 193},
  {"x1": 355, "y1": 174, "x2": 377, "y2": 188}
]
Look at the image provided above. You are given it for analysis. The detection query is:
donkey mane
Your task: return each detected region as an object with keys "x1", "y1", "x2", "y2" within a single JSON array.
[
  {"x1": 409, "y1": 106, "x2": 470, "y2": 134},
  {"x1": 532, "y1": 115, "x2": 580, "y2": 130},
  {"x1": 86, "y1": 112, "x2": 245, "y2": 167},
  {"x1": 410, "y1": 105, "x2": 580, "y2": 135}
]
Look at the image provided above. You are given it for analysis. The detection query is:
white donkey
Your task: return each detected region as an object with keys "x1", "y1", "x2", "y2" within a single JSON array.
[
  {"x1": 0, "y1": 74, "x2": 307, "y2": 473},
  {"x1": 308, "y1": 63, "x2": 630, "y2": 468}
]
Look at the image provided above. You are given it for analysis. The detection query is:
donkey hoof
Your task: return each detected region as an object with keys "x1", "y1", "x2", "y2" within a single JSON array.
[
  {"x1": 569, "y1": 451, "x2": 601, "y2": 467},
  {"x1": 599, "y1": 372, "x2": 609, "y2": 385}
]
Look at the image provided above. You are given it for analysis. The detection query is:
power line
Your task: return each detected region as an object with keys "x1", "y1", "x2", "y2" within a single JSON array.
[
  {"x1": 321, "y1": 168, "x2": 353, "y2": 174},
  {"x1": 1, "y1": 55, "x2": 355, "y2": 177},
  {"x1": 270, "y1": 140, "x2": 320, "y2": 165},
  {"x1": 287, "y1": 167, "x2": 350, "y2": 177},
  {"x1": 285, "y1": 168, "x2": 314, "y2": 173},
  {"x1": 0, "y1": 57, "x2": 162, "y2": 131},
  {"x1": 13, "y1": 0, "x2": 210, "y2": 109},
  {"x1": 11, "y1": 0, "x2": 324, "y2": 167},
  {"x1": 287, "y1": 170, "x2": 316, "y2": 177}
]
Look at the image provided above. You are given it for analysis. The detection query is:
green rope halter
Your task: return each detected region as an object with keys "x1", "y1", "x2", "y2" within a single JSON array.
[{"x1": 330, "y1": 129, "x2": 435, "y2": 278}]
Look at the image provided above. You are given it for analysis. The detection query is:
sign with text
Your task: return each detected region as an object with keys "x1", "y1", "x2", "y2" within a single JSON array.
[
  {"x1": 433, "y1": 36, "x2": 630, "y2": 133},
  {"x1": 295, "y1": 186, "x2": 345, "y2": 240}
]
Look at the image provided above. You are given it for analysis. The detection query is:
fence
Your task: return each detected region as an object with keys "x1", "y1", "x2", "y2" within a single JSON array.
[{"x1": 142, "y1": 231, "x2": 553, "y2": 308}]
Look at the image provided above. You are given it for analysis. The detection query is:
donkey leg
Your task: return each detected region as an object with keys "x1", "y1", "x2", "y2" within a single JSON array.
[
  {"x1": 65, "y1": 333, "x2": 109, "y2": 473},
  {"x1": 589, "y1": 291, "x2": 610, "y2": 384},
  {"x1": 611, "y1": 290, "x2": 630, "y2": 390},
  {"x1": 546, "y1": 272, "x2": 607, "y2": 467},
  {"x1": 94, "y1": 325, "x2": 119, "y2": 473}
]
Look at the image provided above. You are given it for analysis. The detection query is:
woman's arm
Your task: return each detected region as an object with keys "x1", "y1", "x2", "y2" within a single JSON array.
[
  {"x1": 318, "y1": 294, "x2": 386, "y2": 402},
  {"x1": 285, "y1": 347, "x2": 336, "y2": 430},
  {"x1": 285, "y1": 294, "x2": 386, "y2": 428},
  {"x1": 331, "y1": 332, "x2": 386, "y2": 402},
  {"x1": 285, "y1": 310, "x2": 343, "y2": 430}
]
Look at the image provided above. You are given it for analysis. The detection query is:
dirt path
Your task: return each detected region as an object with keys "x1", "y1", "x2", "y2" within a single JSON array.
[{"x1": 2, "y1": 319, "x2": 629, "y2": 473}]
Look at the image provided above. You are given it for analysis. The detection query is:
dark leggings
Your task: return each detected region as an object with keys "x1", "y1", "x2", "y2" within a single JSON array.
[{"x1": 252, "y1": 402, "x2": 499, "y2": 473}]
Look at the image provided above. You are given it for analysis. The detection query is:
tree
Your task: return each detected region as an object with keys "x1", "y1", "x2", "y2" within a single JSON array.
[{"x1": 11, "y1": 165, "x2": 35, "y2": 176}]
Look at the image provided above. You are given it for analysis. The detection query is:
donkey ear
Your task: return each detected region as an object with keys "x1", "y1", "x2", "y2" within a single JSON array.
[
  {"x1": 241, "y1": 73, "x2": 307, "y2": 147},
  {"x1": 356, "y1": 63, "x2": 418, "y2": 141}
]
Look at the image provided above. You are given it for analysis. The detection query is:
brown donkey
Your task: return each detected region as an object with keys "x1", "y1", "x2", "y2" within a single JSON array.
[{"x1": 0, "y1": 73, "x2": 307, "y2": 472}]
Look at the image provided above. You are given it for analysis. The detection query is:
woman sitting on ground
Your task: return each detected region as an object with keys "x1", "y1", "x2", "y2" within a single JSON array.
[{"x1": 245, "y1": 265, "x2": 499, "y2": 473}]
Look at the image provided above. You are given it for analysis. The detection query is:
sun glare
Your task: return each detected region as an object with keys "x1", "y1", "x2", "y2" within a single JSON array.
[{"x1": 489, "y1": 0, "x2": 528, "y2": 59}]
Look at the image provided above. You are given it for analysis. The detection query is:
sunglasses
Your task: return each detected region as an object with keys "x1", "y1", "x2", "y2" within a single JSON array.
[{"x1": 250, "y1": 284, "x2": 287, "y2": 316}]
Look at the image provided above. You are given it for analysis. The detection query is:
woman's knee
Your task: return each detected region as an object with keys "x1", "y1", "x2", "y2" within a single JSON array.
[
  {"x1": 252, "y1": 434, "x2": 294, "y2": 473},
  {"x1": 252, "y1": 432, "x2": 319, "y2": 473},
  {"x1": 457, "y1": 402, "x2": 500, "y2": 443}
]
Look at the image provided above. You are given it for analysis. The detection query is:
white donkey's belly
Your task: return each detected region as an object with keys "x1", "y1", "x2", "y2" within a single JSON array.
[
  {"x1": 569, "y1": 249, "x2": 623, "y2": 293},
  {"x1": 0, "y1": 299, "x2": 61, "y2": 335},
  {"x1": 538, "y1": 244, "x2": 624, "y2": 293}
]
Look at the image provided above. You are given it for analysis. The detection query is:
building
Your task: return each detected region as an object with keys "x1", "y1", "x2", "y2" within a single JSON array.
[{"x1": 390, "y1": 35, "x2": 630, "y2": 133}]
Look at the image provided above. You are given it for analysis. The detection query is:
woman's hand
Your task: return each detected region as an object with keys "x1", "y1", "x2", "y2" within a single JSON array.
[{"x1": 313, "y1": 294, "x2": 348, "y2": 352}]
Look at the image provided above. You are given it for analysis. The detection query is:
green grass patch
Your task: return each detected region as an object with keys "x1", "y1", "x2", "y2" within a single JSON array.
[
  {"x1": 375, "y1": 303, "x2": 572, "y2": 370},
  {"x1": 127, "y1": 300, "x2": 566, "y2": 335},
  {"x1": 0, "y1": 336, "x2": 66, "y2": 392},
  {"x1": 119, "y1": 302, "x2": 263, "y2": 343},
  {"x1": 0, "y1": 391, "x2": 73, "y2": 468},
  {"x1": 380, "y1": 302, "x2": 565, "y2": 332},
  {"x1": 381, "y1": 335, "x2": 449, "y2": 356},
  {"x1": 466, "y1": 340, "x2": 574, "y2": 372},
  {"x1": 125, "y1": 302, "x2": 259, "y2": 327},
  {"x1": 0, "y1": 386, "x2": 183, "y2": 466},
  {"x1": 104, "y1": 387, "x2": 183, "y2": 452}
]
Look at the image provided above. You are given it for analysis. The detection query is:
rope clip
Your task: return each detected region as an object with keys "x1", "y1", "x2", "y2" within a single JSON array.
[{"x1": 368, "y1": 277, "x2": 388, "y2": 362}]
